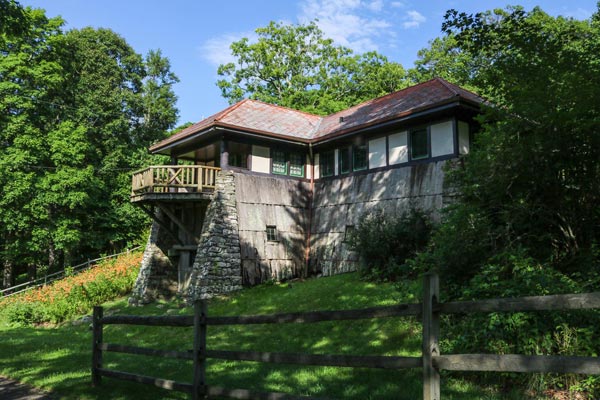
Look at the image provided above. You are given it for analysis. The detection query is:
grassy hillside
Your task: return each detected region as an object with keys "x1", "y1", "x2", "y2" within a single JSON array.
[{"x1": 0, "y1": 273, "x2": 532, "y2": 399}]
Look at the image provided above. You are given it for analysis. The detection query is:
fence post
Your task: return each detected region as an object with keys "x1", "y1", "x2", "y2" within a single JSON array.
[
  {"x1": 92, "y1": 306, "x2": 104, "y2": 386},
  {"x1": 193, "y1": 300, "x2": 207, "y2": 400},
  {"x1": 422, "y1": 272, "x2": 440, "y2": 400}
]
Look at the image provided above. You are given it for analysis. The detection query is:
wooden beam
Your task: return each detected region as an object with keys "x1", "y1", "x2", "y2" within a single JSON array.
[
  {"x1": 422, "y1": 272, "x2": 440, "y2": 400},
  {"x1": 97, "y1": 368, "x2": 192, "y2": 393},
  {"x1": 206, "y1": 303, "x2": 421, "y2": 325},
  {"x1": 220, "y1": 138, "x2": 229, "y2": 170},
  {"x1": 100, "y1": 343, "x2": 193, "y2": 360},
  {"x1": 193, "y1": 301, "x2": 207, "y2": 400},
  {"x1": 91, "y1": 306, "x2": 103, "y2": 387},
  {"x1": 434, "y1": 354, "x2": 600, "y2": 375},
  {"x1": 206, "y1": 385, "x2": 325, "y2": 400},
  {"x1": 206, "y1": 349, "x2": 421, "y2": 370},
  {"x1": 137, "y1": 204, "x2": 184, "y2": 246},
  {"x1": 101, "y1": 314, "x2": 193, "y2": 327},
  {"x1": 156, "y1": 204, "x2": 198, "y2": 245},
  {"x1": 437, "y1": 292, "x2": 600, "y2": 314}
]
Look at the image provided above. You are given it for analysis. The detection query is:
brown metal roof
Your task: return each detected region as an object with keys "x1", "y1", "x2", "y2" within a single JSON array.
[{"x1": 149, "y1": 78, "x2": 484, "y2": 153}]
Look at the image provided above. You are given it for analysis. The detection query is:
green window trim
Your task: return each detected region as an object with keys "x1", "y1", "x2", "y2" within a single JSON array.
[
  {"x1": 272, "y1": 150, "x2": 287, "y2": 175},
  {"x1": 289, "y1": 153, "x2": 304, "y2": 177}
]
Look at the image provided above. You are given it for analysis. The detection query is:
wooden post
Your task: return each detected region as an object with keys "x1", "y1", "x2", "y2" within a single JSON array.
[
  {"x1": 220, "y1": 139, "x2": 229, "y2": 170},
  {"x1": 92, "y1": 306, "x2": 104, "y2": 386},
  {"x1": 422, "y1": 272, "x2": 440, "y2": 400},
  {"x1": 193, "y1": 300, "x2": 207, "y2": 399}
]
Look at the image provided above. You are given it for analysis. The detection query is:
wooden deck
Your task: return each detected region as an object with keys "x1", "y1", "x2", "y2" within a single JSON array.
[{"x1": 131, "y1": 165, "x2": 220, "y2": 203}]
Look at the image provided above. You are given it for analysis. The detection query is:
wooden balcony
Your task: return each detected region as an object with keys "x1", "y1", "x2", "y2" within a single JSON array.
[{"x1": 131, "y1": 165, "x2": 220, "y2": 203}]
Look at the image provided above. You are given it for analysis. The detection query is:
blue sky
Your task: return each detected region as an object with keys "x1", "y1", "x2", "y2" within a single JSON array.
[{"x1": 24, "y1": 0, "x2": 598, "y2": 126}]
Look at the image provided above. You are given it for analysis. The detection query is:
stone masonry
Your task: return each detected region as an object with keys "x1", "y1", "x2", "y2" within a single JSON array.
[{"x1": 186, "y1": 170, "x2": 243, "y2": 301}]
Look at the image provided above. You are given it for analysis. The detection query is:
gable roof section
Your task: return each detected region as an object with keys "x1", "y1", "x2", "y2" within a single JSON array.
[
  {"x1": 314, "y1": 78, "x2": 483, "y2": 140},
  {"x1": 149, "y1": 78, "x2": 484, "y2": 153}
]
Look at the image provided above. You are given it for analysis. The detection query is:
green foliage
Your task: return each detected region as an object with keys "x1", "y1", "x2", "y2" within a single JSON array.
[
  {"x1": 410, "y1": 5, "x2": 600, "y2": 396},
  {"x1": 0, "y1": 252, "x2": 141, "y2": 325},
  {"x1": 348, "y1": 209, "x2": 432, "y2": 281},
  {"x1": 0, "y1": 4, "x2": 178, "y2": 282},
  {"x1": 217, "y1": 20, "x2": 408, "y2": 115}
]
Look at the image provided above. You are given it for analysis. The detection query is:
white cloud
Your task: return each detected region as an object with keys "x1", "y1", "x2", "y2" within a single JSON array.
[
  {"x1": 402, "y1": 10, "x2": 426, "y2": 29},
  {"x1": 367, "y1": 0, "x2": 384, "y2": 12},
  {"x1": 199, "y1": 31, "x2": 256, "y2": 66},
  {"x1": 298, "y1": 0, "x2": 391, "y2": 53},
  {"x1": 390, "y1": 1, "x2": 405, "y2": 8}
]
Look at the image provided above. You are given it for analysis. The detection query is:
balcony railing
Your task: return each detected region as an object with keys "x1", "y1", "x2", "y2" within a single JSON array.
[{"x1": 131, "y1": 165, "x2": 220, "y2": 195}]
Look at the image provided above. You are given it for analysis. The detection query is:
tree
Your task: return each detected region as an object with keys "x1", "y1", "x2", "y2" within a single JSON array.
[
  {"x1": 0, "y1": 0, "x2": 28, "y2": 38},
  {"x1": 439, "y1": 5, "x2": 600, "y2": 269},
  {"x1": 411, "y1": 7, "x2": 600, "y2": 393},
  {"x1": 407, "y1": 35, "x2": 480, "y2": 91},
  {"x1": 217, "y1": 21, "x2": 408, "y2": 115},
  {"x1": 0, "y1": 6, "x2": 179, "y2": 287}
]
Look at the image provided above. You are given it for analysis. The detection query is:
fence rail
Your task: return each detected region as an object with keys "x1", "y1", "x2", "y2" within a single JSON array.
[
  {"x1": 131, "y1": 165, "x2": 220, "y2": 195},
  {"x1": 91, "y1": 272, "x2": 600, "y2": 399},
  {"x1": 0, "y1": 245, "x2": 142, "y2": 298}
]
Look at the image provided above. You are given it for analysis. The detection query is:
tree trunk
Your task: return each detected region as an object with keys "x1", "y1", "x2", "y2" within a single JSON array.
[
  {"x1": 27, "y1": 263, "x2": 36, "y2": 281},
  {"x1": 48, "y1": 239, "x2": 57, "y2": 272},
  {"x1": 3, "y1": 259, "x2": 15, "y2": 289}
]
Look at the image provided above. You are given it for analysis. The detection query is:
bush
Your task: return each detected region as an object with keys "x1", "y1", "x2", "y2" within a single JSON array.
[
  {"x1": 348, "y1": 208, "x2": 432, "y2": 281},
  {"x1": 0, "y1": 252, "x2": 142, "y2": 325},
  {"x1": 438, "y1": 250, "x2": 600, "y2": 396}
]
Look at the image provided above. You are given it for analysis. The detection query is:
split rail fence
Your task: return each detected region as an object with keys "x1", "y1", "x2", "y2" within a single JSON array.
[{"x1": 92, "y1": 272, "x2": 600, "y2": 399}]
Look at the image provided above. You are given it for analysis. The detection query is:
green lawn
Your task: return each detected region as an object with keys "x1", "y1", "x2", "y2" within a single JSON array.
[{"x1": 0, "y1": 273, "x2": 531, "y2": 399}]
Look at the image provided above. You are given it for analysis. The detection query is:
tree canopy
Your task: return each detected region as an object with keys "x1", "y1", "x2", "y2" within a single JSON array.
[
  {"x1": 217, "y1": 21, "x2": 408, "y2": 115},
  {"x1": 0, "y1": 2, "x2": 179, "y2": 286}
]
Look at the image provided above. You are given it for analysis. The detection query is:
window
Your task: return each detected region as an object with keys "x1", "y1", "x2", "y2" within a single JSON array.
[
  {"x1": 353, "y1": 144, "x2": 367, "y2": 171},
  {"x1": 266, "y1": 225, "x2": 278, "y2": 242},
  {"x1": 228, "y1": 142, "x2": 250, "y2": 168},
  {"x1": 272, "y1": 150, "x2": 287, "y2": 175},
  {"x1": 320, "y1": 150, "x2": 335, "y2": 177},
  {"x1": 271, "y1": 150, "x2": 304, "y2": 177},
  {"x1": 410, "y1": 128, "x2": 428, "y2": 160},
  {"x1": 343, "y1": 225, "x2": 355, "y2": 243},
  {"x1": 289, "y1": 153, "x2": 304, "y2": 177},
  {"x1": 339, "y1": 146, "x2": 351, "y2": 174}
]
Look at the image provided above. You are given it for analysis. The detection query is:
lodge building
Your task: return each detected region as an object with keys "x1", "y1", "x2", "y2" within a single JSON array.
[{"x1": 128, "y1": 78, "x2": 483, "y2": 303}]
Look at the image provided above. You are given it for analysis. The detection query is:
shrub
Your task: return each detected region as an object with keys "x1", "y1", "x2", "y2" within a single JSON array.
[
  {"x1": 348, "y1": 208, "x2": 432, "y2": 281},
  {"x1": 439, "y1": 250, "x2": 600, "y2": 396},
  {"x1": 0, "y1": 252, "x2": 142, "y2": 325}
]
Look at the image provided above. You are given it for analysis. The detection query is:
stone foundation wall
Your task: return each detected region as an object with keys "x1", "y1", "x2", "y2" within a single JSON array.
[
  {"x1": 186, "y1": 171, "x2": 243, "y2": 301},
  {"x1": 132, "y1": 161, "x2": 456, "y2": 302},
  {"x1": 310, "y1": 161, "x2": 449, "y2": 276},
  {"x1": 235, "y1": 173, "x2": 310, "y2": 285}
]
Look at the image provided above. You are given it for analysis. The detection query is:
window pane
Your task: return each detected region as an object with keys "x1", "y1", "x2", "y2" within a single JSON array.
[
  {"x1": 320, "y1": 151, "x2": 335, "y2": 177},
  {"x1": 353, "y1": 145, "x2": 367, "y2": 171},
  {"x1": 266, "y1": 225, "x2": 278, "y2": 241},
  {"x1": 339, "y1": 147, "x2": 350, "y2": 174},
  {"x1": 289, "y1": 153, "x2": 304, "y2": 177},
  {"x1": 228, "y1": 142, "x2": 249, "y2": 168},
  {"x1": 272, "y1": 150, "x2": 287, "y2": 175},
  {"x1": 410, "y1": 129, "x2": 428, "y2": 160}
]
